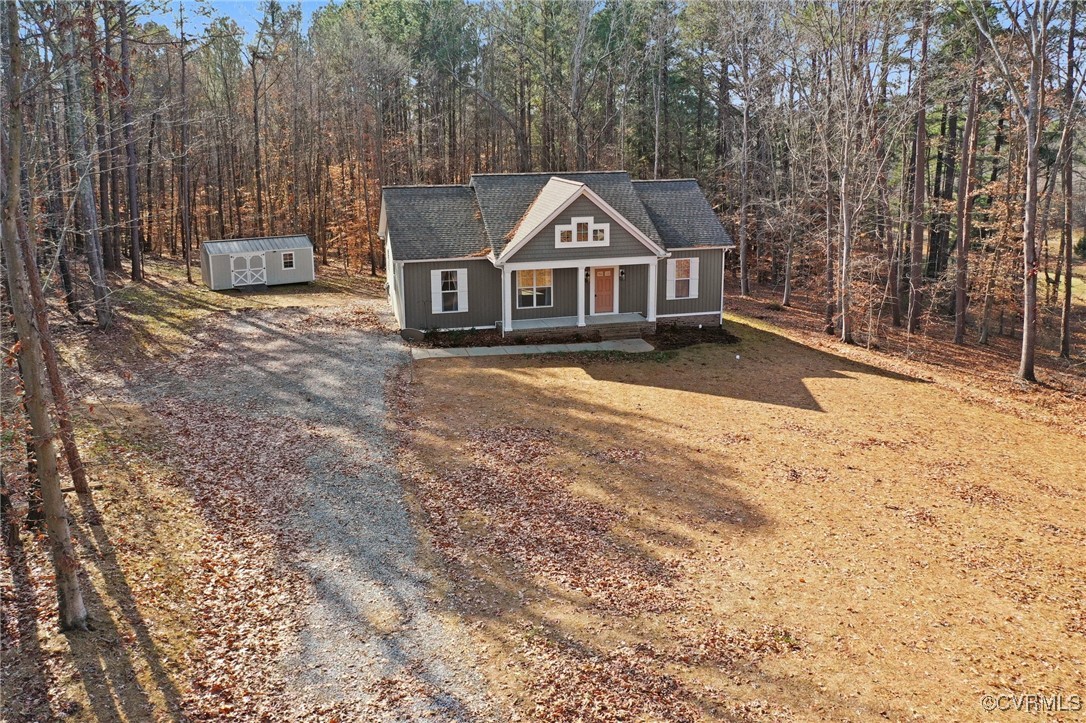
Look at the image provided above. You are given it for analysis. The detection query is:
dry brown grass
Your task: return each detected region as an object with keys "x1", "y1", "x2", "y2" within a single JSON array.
[{"x1": 398, "y1": 316, "x2": 1086, "y2": 721}]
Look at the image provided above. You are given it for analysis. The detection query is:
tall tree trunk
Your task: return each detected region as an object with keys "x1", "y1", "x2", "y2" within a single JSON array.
[
  {"x1": 954, "y1": 59, "x2": 981, "y2": 344},
  {"x1": 908, "y1": 6, "x2": 929, "y2": 334},
  {"x1": 8, "y1": 147, "x2": 91, "y2": 496},
  {"x1": 1017, "y1": 12, "x2": 1046, "y2": 382},
  {"x1": 3, "y1": 2, "x2": 89, "y2": 630},
  {"x1": 738, "y1": 99, "x2": 750, "y2": 296},
  {"x1": 119, "y1": 0, "x2": 143, "y2": 281},
  {"x1": 179, "y1": 20, "x2": 193, "y2": 283},
  {"x1": 60, "y1": 1, "x2": 111, "y2": 327},
  {"x1": 1060, "y1": 0, "x2": 1077, "y2": 359},
  {"x1": 251, "y1": 56, "x2": 265, "y2": 236},
  {"x1": 87, "y1": 1, "x2": 116, "y2": 271}
]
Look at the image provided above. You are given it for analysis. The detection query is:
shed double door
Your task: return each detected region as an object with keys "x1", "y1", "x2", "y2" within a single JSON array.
[{"x1": 230, "y1": 253, "x2": 266, "y2": 286}]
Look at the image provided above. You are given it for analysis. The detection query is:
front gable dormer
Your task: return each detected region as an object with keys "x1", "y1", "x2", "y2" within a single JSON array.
[{"x1": 498, "y1": 177, "x2": 666, "y2": 264}]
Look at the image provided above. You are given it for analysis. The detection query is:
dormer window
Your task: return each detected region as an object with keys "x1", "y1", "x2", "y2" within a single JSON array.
[{"x1": 556, "y1": 216, "x2": 609, "y2": 248}]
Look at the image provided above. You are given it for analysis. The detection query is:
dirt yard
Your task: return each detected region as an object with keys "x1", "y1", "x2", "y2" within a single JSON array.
[{"x1": 398, "y1": 316, "x2": 1086, "y2": 721}]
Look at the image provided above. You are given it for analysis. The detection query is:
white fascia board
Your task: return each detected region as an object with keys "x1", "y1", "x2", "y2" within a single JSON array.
[
  {"x1": 401, "y1": 256, "x2": 491, "y2": 264},
  {"x1": 500, "y1": 255, "x2": 660, "y2": 271},
  {"x1": 377, "y1": 200, "x2": 388, "y2": 239},
  {"x1": 498, "y1": 183, "x2": 667, "y2": 261}
]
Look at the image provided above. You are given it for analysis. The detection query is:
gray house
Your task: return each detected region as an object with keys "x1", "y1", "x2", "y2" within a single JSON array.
[
  {"x1": 200, "y1": 235, "x2": 316, "y2": 291},
  {"x1": 378, "y1": 172, "x2": 733, "y2": 337}
]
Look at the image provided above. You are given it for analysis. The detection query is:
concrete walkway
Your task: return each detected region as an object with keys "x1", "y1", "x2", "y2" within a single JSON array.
[{"x1": 410, "y1": 338, "x2": 654, "y2": 360}]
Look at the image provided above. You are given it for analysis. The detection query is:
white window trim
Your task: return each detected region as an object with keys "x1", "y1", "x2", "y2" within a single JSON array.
[
  {"x1": 282, "y1": 251, "x2": 295, "y2": 270},
  {"x1": 666, "y1": 257, "x2": 699, "y2": 300},
  {"x1": 589, "y1": 266, "x2": 620, "y2": 315},
  {"x1": 555, "y1": 216, "x2": 610, "y2": 248},
  {"x1": 431, "y1": 268, "x2": 469, "y2": 314},
  {"x1": 516, "y1": 268, "x2": 555, "y2": 309}
]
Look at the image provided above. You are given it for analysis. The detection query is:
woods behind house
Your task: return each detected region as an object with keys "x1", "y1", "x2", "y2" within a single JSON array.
[{"x1": 1, "y1": 0, "x2": 1085, "y2": 626}]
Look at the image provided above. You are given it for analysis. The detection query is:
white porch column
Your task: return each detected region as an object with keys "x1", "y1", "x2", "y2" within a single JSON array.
[
  {"x1": 502, "y1": 266, "x2": 513, "y2": 337},
  {"x1": 577, "y1": 264, "x2": 587, "y2": 327},
  {"x1": 646, "y1": 259, "x2": 658, "y2": 321}
]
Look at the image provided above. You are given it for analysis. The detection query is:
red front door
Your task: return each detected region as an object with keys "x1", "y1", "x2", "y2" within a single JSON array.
[{"x1": 594, "y1": 268, "x2": 614, "y2": 313}]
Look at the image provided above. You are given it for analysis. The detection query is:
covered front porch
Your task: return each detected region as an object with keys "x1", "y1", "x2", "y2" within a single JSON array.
[{"x1": 499, "y1": 256, "x2": 659, "y2": 337}]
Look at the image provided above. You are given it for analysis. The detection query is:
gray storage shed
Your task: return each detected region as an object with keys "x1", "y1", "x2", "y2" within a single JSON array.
[{"x1": 200, "y1": 235, "x2": 315, "y2": 290}]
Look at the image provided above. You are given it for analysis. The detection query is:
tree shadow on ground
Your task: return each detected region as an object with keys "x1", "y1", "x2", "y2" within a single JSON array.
[
  {"x1": 401, "y1": 339, "x2": 927, "y2": 720},
  {"x1": 66, "y1": 494, "x2": 188, "y2": 723},
  {"x1": 1, "y1": 536, "x2": 54, "y2": 722},
  {"x1": 506, "y1": 317, "x2": 929, "y2": 412}
]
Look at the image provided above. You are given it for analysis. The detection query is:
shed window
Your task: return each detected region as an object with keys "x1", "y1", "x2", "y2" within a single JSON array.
[
  {"x1": 282, "y1": 252, "x2": 295, "y2": 270},
  {"x1": 666, "y1": 257, "x2": 699, "y2": 300},
  {"x1": 431, "y1": 268, "x2": 468, "y2": 313},
  {"x1": 517, "y1": 268, "x2": 553, "y2": 308}
]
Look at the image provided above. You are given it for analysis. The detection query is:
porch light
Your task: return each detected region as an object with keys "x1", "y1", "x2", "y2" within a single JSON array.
[
  {"x1": 619, "y1": 268, "x2": 626, "y2": 281},
  {"x1": 585, "y1": 269, "x2": 590, "y2": 280}
]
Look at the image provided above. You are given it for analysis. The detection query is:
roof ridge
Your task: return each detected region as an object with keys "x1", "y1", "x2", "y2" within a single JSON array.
[
  {"x1": 631, "y1": 178, "x2": 699, "y2": 183},
  {"x1": 384, "y1": 184, "x2": 471, "y2": 190},
  {"x1": 204, "y1": 234, "x2": 310, "y2": 244},
  {"x1": 470, "y1": 170, "x2": 628, "y2": 178}
]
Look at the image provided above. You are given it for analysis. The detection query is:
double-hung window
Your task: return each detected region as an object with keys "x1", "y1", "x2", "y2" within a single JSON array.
[
  {"x1": 431, "y1": 268, "x2": 469, "y2": 313},
  {"x1": 517, "y1": 269, "x2": 553, "y2": 309},
  {"x1": 666, "y1": 257, "x2": 699, "y2": 300},
  {"x1": 282, "y1": 252, "x2": 295, "y2": 270}
]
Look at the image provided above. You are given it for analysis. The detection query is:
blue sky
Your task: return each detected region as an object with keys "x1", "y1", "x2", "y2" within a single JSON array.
[{"x1": 145, "y1": 1, "x2": 327, "y2": 39}]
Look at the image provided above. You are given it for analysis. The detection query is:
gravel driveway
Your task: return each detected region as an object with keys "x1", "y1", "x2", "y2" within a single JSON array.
[{"x1": 148, "y1": 299, "x2": 495, "y2": 720}]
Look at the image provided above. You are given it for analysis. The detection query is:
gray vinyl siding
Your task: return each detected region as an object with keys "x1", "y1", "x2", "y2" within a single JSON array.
[
  {"x1": 619, "y1": 264, "x2": 648, "y2": 314},
  {"x1": 656, "y1": 249, "x2": 724, "y2": 316},
  {"x1": 264, "y1": 246, "x2": 315, "y2": 285},
  {"x1": 507, "y1": 196, "x2": 657, "y2": 263},
  {"x1": 206, "y1": 252, "x2": 233, "y2": 290},
  {"x1": 402, "y1": 259, "x2": 501, "y2": 330},
  {"x1": 512, "y1": 267, "x2": 579, "y2": 320},
  {"x1": 203, "y1": 242, "x2": 314, "y2": 289}
]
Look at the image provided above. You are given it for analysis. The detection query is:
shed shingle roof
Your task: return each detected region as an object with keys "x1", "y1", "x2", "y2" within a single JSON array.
[
  {"x1": 632, "y1": 180, "x2": 734, "y2": 249},
  {"x1": 202, "y1": 235, "x2": 312, "y2": 255},
  {"x1": 381, "y1": 172, "x2": 729, "y2": 261}
]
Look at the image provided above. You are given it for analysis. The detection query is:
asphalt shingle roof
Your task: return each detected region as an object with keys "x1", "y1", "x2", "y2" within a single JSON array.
[
  {"x1": 380, "y1": 172, "x2": 730, "y2": 261},
  {"x1": 470, "y1": 171, "x2": 664, "y2": 256},
  {"x1": 632, "y1": 180, "x2": 735, "y2": 249},
  {"x1": 202, "y1": 235, "x2": 312, "y2": 255},
  {"x1": 381, "y1": 186, "x2": 489, "y2": 261}
]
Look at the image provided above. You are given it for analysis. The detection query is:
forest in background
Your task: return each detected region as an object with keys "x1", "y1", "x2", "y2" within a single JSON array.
[
  {"x1": 1, "y1": 0, "x2": 1085, "y2": 641},
  {"x1": 6, "y1": 0, "x2": 1086, "y2": 362}
]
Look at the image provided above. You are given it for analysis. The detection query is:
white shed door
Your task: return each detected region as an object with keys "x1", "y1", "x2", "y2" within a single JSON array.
[{"x1": 230, "y1": 253, "x2": 267, "y2": 286}]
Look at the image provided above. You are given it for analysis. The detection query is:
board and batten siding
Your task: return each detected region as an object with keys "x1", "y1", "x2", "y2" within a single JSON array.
[
  {"x1": 512, "y1": 268, "x2": 579, "y2": 320},
  {"x1": 402, "y1": 259, "x2": 501, "y2": 330},
  {"x1": 656, "y1": 249, "x2": 724, "y2": 317},
  {"x1": 506, "y1": 196, "x2": 657, "y2": 263},
  {"x1": 618, "y1": 264, "x2": 649, "y2": 314}
]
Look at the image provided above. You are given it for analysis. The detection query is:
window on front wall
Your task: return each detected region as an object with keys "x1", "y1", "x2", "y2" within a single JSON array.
[
  {"x1": 431, "y1": 268, "x2": 469, "y2": 313},
  {"x1": 517, "y1": 268, "x2": 553, "y2": 308},
  {"x1": 674, "y1": 259, "x2": 691, "y2": 298},
  {"x1": 282, "y1": 252, "x2": 295, "y2": 269},
  {"x1": 666, "y1": 257, "x2": 699, "y2": 300},
  {"x1": 555, "y1": 216, "x2": 609, "y2": 247}
]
